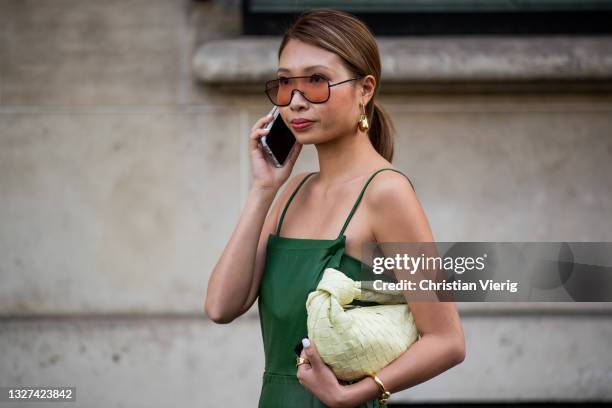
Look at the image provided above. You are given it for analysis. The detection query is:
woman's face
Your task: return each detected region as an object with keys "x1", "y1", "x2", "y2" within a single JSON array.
[{"x1": 277, "y1": 39, "x2": 362, "y2": 145}]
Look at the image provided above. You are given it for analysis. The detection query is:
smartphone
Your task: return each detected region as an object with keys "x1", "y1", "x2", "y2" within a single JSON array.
[{"x1": 259, "y1": 106, "x2": 296, "y2": 167}]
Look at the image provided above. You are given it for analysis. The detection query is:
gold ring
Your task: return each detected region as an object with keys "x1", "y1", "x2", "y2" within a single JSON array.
[{"x1": 296, "y1": 357, "x2": 310, "y2": 367}]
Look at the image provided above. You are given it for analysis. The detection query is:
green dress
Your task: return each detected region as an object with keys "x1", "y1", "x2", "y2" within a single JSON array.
[{"x1": 257, "y1": 167, "x2": 415, "y2": 408}]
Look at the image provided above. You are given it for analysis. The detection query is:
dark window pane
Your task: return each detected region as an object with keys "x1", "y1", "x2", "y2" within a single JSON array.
[{"x1": 243, "y1": 0, "x2": 612, "y2": 35}]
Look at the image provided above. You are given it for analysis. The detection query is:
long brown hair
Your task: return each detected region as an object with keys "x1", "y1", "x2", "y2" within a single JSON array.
[{"x1": 278, "y1": 8, "x2": 395, "y2": 162}]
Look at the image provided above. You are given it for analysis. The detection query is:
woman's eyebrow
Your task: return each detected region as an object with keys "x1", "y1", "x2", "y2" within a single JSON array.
[{"x1": 277, "y1": 65, "x2": 332, "y2": 74}]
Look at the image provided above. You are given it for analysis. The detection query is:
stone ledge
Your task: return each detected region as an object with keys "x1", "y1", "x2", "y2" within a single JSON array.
[
  {"x1": 3, "y1": 302, "x2": 612, "y2": 320},
  {"x1": 192, "y1": 36, "x2": 612, "y2": 92}
]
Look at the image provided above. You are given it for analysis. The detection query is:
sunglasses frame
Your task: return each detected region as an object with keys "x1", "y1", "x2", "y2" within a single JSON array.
[{"x1": 264, "y1": 74, "x2": 363, "y2": 106}]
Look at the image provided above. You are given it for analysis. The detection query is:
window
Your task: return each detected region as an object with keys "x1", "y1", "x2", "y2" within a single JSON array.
[{"x1": 242, "y1": 0, "x2": 612, "y2": 35}]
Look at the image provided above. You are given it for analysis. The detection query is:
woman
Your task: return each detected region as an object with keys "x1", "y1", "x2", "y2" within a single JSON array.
[{"x1": 205, "y1": 9, "x2": 466, "y2": 408}]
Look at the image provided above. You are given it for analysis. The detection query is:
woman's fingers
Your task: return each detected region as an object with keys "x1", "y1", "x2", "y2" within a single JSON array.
[
  {"x1": 301, "y1": 338, "x2": 326, "y2": 371},
  {"x1": 250, "y1": 127, "x2": 270, "y2": 139},
  {"x1": 248, "y1": 128, "x2": 270, "y2": 153},
  {"x1": 298, "y1": 349, "x2": 312, "y2": 370},
  {"x1": 251, "y1": 113, "x2": 274, "y2": 132}
]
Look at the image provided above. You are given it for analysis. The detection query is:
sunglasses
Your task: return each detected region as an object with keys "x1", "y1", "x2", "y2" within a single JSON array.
[{"x1": 264, "y1": 74, "x2": 363, "y2": 107}]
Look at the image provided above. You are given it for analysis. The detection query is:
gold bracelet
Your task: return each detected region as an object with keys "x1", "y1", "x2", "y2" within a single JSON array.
[{"x1": 367, "y1": 373, "x2": 391, "y2": 405}]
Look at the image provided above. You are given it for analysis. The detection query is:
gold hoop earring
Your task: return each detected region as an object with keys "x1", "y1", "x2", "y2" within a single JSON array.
[{"x1": 358, "y1": 103, "x2": 369, "y2": 132}]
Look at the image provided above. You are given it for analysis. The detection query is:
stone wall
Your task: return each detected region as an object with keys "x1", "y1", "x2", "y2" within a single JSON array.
[{"x1": 1, "y1": 1, "x2": 611, "y2": 406}]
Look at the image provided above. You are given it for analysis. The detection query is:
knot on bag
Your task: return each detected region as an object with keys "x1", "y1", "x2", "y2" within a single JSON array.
[{"x1": 312, "y1": 267, "x2": 360, "y2": 306}]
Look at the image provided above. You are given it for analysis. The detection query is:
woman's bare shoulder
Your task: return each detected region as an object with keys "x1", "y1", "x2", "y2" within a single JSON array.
[
  {"x1": 364, "y1": 168, "x2": 417, "y2": 205},
  {"x1": 363, "y1": 168, "x2": 432, "y2": 242}
]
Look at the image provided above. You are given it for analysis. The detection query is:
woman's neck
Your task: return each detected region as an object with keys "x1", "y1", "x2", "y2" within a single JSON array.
[{"x1": 314, "y1": 131, "x2": 388, "y2": 188}]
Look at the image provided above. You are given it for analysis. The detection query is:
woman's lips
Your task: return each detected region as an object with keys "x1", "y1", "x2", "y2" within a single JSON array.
[{"x1": 291, "y1": 121, "x2": 314, "y2": 130}]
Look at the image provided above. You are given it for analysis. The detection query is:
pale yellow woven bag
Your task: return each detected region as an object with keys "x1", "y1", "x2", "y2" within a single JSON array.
[{"x1": 306, "y1": 267, "x2": 420, "y2": 381}]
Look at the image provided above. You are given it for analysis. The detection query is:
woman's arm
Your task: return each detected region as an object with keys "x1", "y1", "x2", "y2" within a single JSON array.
[
  {"x1": 204, "y1": 109, "x2": 304, "y2": 323},
  {"x1": 204, "y1": 172, "x2": 307, "y2": 323},
  {"x1": 204, "y1": 185, "x2": 276, "y2": 323},
  {"x1": 341, "y1": 171, "x2": 466, "y2": 406}
]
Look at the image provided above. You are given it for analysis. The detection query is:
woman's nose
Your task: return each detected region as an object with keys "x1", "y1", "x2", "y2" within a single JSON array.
[{"x1": 288, "y1": 89, "x2": 309, "y2": 107}]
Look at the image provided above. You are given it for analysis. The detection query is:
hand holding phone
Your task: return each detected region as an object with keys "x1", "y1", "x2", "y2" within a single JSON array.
[
  {"x1": 248, "y1": 106, "x2": 302, "y2": 191},
  {"x1": 259, "y1": 106, "x2": 297, "y2": 168}
]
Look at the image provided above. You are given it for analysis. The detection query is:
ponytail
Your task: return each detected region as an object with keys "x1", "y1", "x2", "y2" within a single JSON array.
[{"x1": 368, "y1": 100, "x2": 395, "y2": 163}]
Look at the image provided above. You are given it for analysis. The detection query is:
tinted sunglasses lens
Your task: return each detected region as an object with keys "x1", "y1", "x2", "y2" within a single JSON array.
[
  {"x1": 265, "y1": 80, "x2": 280, "y2": 104},
  {"x1": 268, "y1": 77, "x2": 328, "y2": 105}
]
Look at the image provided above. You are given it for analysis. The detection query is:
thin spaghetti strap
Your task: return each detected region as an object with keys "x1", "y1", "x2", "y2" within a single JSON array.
[
  {"x1": 337, "y1": 168, "x2": 415, "y2": 238},
  {"x1": 276, "y1": 172, "x2": 318, "y2": 235}
]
